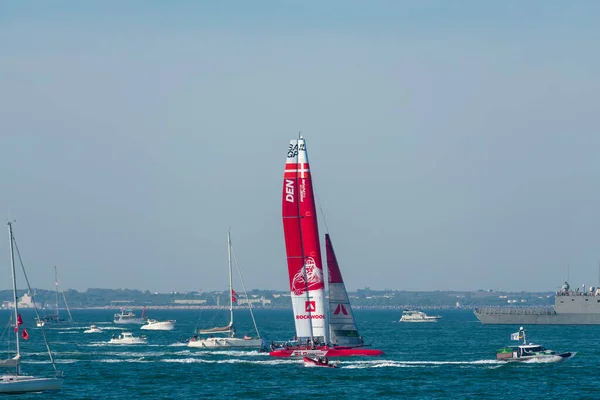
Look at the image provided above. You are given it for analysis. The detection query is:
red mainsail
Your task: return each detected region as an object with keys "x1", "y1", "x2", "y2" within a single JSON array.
[{"x1": 282, "y1": 137, "x2": 326, "y2": 340}]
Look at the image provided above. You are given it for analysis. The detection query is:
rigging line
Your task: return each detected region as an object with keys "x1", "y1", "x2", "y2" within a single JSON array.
[
  {"x1": 230, "y1": 240, "x2": 261, "y2": 339},
  {"x1": 55, "y1": 267, "x2": 73, "y2": 322},
  {"x1": 11, "y1": 234, "x2": 58, "y2": 373}
]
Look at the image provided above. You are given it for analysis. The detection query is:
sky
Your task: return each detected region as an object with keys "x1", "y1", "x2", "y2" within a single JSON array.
[{"x1": 1, "y1": 1, "x2": 600, "y2": 293}]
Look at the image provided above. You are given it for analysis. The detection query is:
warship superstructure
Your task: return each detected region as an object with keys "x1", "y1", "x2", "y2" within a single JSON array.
[{"x1": 475, "y1": 282, "x2": 600, "y2": 325}]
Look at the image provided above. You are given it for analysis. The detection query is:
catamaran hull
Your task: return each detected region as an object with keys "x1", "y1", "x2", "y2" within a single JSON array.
[
  {"x1": 188, "y1": 338, "x2": 264, "y2": 349},
  {"x1": 270, "y1": 346, "x2": 384, "y2": 358},
  {"x1": 0, "y1": 376, "x2": 62, "y2": 394}
]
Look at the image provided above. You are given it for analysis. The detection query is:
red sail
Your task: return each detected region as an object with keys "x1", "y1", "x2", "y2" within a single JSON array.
[{"x1": 282, "y1": 137, "x2": 326, "y2": 339}]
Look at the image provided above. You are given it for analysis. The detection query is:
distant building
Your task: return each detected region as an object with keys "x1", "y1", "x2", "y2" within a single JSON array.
[
  {"x1": 237, "y1": 296, "x2": 272, "y2": 306},
  {"x1": 173, "y1": 299, "x2": 207, "y2": 305},
  {"x1": 2, "y1": 293, "x2": 42, "y2": 309}
]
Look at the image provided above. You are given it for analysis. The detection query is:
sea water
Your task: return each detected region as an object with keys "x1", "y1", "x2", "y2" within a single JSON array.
[{"x1": 4, "y1": 308, "x2": 597, "y2": 399}]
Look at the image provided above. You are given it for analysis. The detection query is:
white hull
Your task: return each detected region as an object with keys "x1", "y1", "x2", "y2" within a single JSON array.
[
  {"x1": 84, "y1": 327, "x2": 102, "y2": 334},
  {"x1": 109, "y1": 332, "x2": 147, "y2": 344},
  {"x1": 114, "y1": 318, "x2": 145, "y2": 325},
  {"x1": 109, "y1": 338, "x2": 147, "y2": 345},
  {"x1": 188, "y1": 337, "x2": 264, "y2": 349},
  {"x1": 141, "y1": 320, "x2": 175, "y2": 331},
  {"x1": 399, "y1": 318, "x2": 440, "y2": 323},
  {"x1": 400, "y1": 311, "x2": 441, "y2": 323},
  {"x1": 0, "y1": 375, "x2": 62, "y2": 394}
]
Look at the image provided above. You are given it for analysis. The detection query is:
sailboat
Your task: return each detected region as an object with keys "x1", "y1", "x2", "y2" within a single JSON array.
[
  {"x1": 269, "y1": 136, "x2": 384, "y2": 358},
  {"x1": 35, "y1": 266, "x2": 73, "y2": 327},
  {"x1": 188, "y1": 231, "x2": 265, "y2": 349},
  {"x1": 1, "y1": 221, "x2": 63, "y2": 393}
]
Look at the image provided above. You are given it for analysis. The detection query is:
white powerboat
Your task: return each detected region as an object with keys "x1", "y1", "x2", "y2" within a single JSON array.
[
  {"x1": 496, "y1": 327, "x2": 575, "y2": 362},
  {"x1": 114, "y1": 309, "x2": 145, "y2": 324},
  {"x1": 399, "y1": 310, "x2": 442, "y2": 322},
  {"x1": 109, "y1": 331, "x2": 147, "y2": 345},
  {"x1": 83, "y1": 325, "x2": 103, "y2": 334},
  {"x1": 141, "y1": 319, "x2": 176, "y2": 331}
]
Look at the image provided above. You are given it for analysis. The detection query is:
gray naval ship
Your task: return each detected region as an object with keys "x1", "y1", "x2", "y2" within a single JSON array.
[{"x1": 475, "y1": 282, "x2": 600, "y2": 324}]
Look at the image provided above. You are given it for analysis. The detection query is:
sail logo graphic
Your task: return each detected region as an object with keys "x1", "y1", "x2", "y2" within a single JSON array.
[
  {"x1": 333, "y1": 304, "x2": 348, "y2": 315},
  {"x1": 291, "y1": 257, "x2": 324, "y2": 295},
  {"x1": 285, "y1": 179, "x2": 294, "y2": 203},
  {"x1": 305, "y1": 301, "x2": 316, "y2": 312}
]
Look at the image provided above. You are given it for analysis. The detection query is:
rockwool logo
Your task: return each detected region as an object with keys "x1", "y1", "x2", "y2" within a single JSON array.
[
  {"x1": 296, "y1": 314, "x2": 324, "y2": 320},
  {"x1": 305, "y1": 301, "x2": 316, "y2": 312}
]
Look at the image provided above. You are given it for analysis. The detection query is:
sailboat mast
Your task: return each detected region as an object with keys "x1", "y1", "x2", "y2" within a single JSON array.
[
  {"x1": 228, "y1": 231, "x2": 234, "y2": 330},
  {"x1": 8, "y1": 222, "x2": 21, "y2": 374},
  {"x1": 294, "y1": 137, "x2": 315, "y2": 344},
  {"x1": 54, "y1": 266, "x2": 59, "y2": 318}
]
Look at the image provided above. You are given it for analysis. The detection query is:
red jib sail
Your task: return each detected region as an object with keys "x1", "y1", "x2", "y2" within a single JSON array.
[{"x1": 282, "y1": 137, "x2": 326, "y2": 340}]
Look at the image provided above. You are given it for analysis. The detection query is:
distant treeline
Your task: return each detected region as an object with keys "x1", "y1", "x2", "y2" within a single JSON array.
[{"x1": 0, "y1": 287, "x2": 556, "y2": 309}]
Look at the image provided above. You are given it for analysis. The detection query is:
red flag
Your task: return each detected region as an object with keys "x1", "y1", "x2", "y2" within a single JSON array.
[
  {"x1": 231, "y1": 289, "x2": 237, "y2": 303},
  {"x1": 14, "y1": 314, "x2": 23, "y2": 332},
  {"x1": 22, "y1": 328, "x2": 29, "y2": 340}
]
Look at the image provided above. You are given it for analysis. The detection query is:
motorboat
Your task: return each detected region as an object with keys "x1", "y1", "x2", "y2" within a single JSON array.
[
  {"x1": 303, "y1": 356, "x2": 338, "y2": 368},
  {"x1": 496, "y1": 327, "x2": 575, "y2": 362},
  {"x1": 399, "y1": 310, "x2": 442, "y2": 322},
  {"x1": 83, "y1": 325, "x2": 103, "y2": 334},
  {"x1": 113, "y1": 309, "x2": 145, "y2": 324},
  {"x1": 141, "y1": 319, "x2": 176, "y2": 331},
  {"x1": 108, "y1": 331, "x2": 147, "y2": 345}
]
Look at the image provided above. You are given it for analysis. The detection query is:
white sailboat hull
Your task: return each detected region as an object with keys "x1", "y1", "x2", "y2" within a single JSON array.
[
  {"x1": 188, "y1": 337, "x2": 264, "y2": 349},
  {"x1": 0, "y1": 375, "x2": 63, "y2": 394}
]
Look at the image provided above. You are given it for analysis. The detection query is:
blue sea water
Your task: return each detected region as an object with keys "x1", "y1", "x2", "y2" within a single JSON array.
[{"x1": 2, "y1": 308, "x2": 597, "y2": 399}]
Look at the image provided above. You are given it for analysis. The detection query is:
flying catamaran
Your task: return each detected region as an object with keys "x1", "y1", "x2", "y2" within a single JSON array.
[{"x1": 269, "y1": 136, "x2": 384, "y2": 358}]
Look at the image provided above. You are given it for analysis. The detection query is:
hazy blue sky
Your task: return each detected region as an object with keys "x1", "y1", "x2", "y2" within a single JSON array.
[{"x1": 1, "y1": 1, "x2": 599, "y2": 293}]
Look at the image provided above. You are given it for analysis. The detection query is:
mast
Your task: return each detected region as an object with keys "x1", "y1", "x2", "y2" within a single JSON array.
[
  {"x1": 55, "y1": 267, "x2": 73, "y2": 322},
  {"x1": 227, "y1": 231, "x2": 234, "y2": 332},
  {"x1": 294, "y1": 135, "x2": 315, "y2": 343},
  {"x1": 8, "y1": 221, "x2": 21, "y2": 375},
  {"x1": 54, "y1": 266, "x2": 59, "y2": 318}
]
